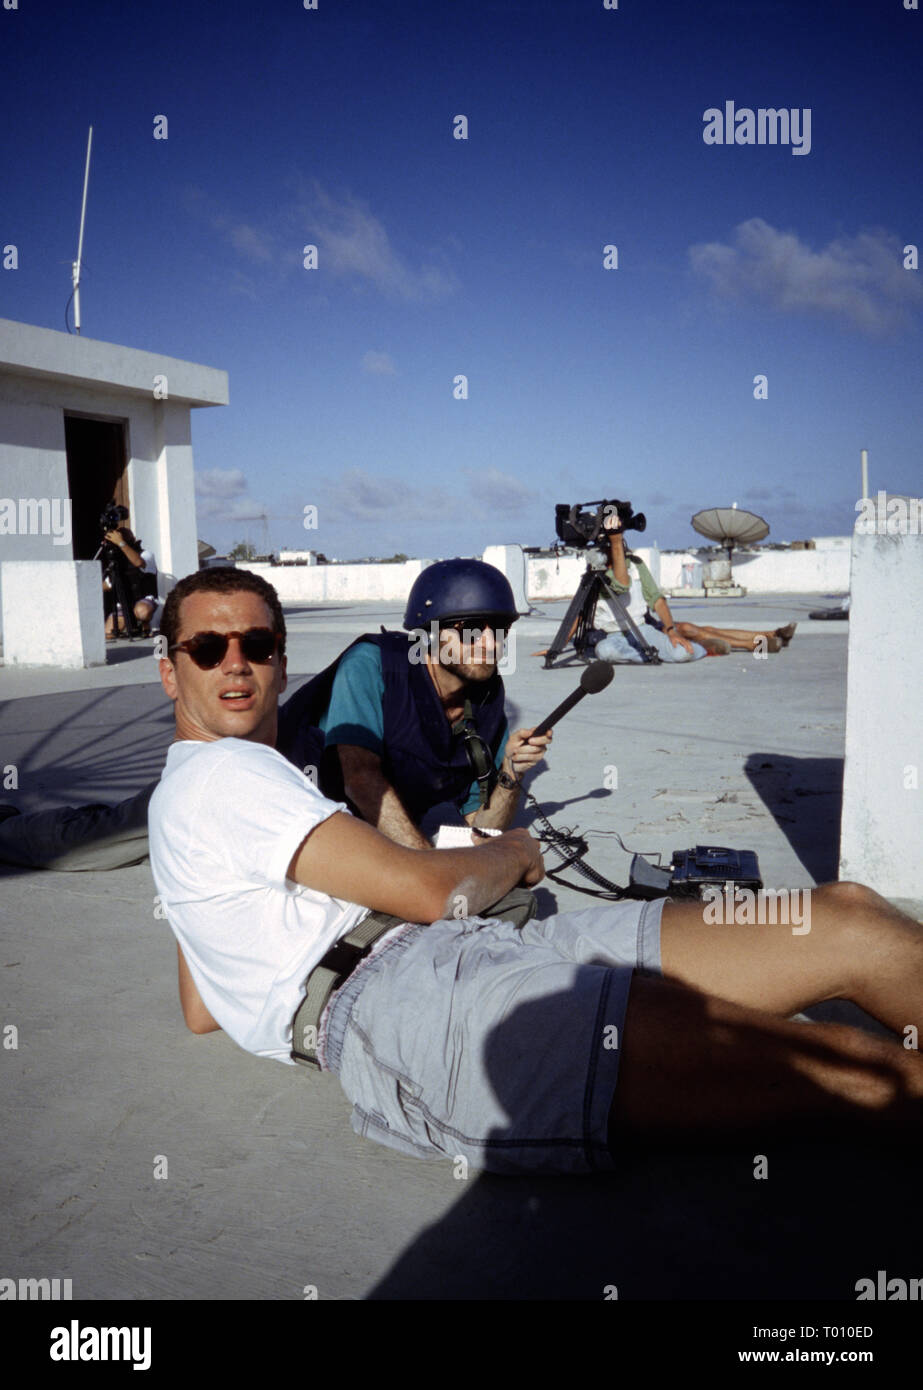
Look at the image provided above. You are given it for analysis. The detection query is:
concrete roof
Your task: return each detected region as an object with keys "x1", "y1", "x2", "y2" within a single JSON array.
[
  {"x1": 0, "y1": 317, "x2": 228, "y2": 407},
  {"x1": 1, "y1": 592, "x2": 919, "y2": 1302}
]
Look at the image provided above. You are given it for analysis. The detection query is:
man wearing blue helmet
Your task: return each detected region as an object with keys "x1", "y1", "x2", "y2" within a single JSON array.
[{"x1": 277, "y1": 560, "x2": 552, "y2": 921}]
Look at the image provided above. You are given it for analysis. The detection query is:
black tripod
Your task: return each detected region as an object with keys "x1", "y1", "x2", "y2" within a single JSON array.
[
  {"x1": 543, "y1": 561, "x2": 661, "y2": 669},
  {"x1": 95, "y1": 540, "x2": 144, "y2": 641}
]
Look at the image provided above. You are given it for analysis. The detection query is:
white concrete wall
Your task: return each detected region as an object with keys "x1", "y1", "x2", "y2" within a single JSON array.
[
  {"x1": 195, "y1": 539, "x2": 856, "y2": 611},
  {"x1": 251, "y1": 543, "x2": 851, "y2": 607},
  {"x1": 246, "y1": 557, "x2": 435, "y2": 603},
  {"x1": 482, "y1": 544, "x2": 528, "y2": 613},
  {"x1": 651, "y1": 546, "x2": 848, "y2": 596},
  {"x1": 1, "y1": 561, "x2": 105, "y2": 667},
  {"x1": 839, "y1": 499, "x2": 923, "y2": 905},
  {"x1": 526, "y1": 543, "x2": 850, "y2": 599}
]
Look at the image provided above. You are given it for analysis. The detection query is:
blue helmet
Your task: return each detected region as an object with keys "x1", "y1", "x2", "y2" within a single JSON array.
[{"x1": 403, "y1": 559, "x2": 519, "y2": 631}]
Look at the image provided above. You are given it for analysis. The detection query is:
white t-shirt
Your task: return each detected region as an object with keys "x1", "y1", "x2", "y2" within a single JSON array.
[
  {"x1": 597, "y1": 561, "x2": 647, "y2": 630},
  {"x1": 148, "y1": 738, "x2": 370, "y2": 1063}
]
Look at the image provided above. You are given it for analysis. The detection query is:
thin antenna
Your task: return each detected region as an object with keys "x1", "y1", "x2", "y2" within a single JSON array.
[{"x1": 72, "y1": 126, "x2": 93, "y2": 335}]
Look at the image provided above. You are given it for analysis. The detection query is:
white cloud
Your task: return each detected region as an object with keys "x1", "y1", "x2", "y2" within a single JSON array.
[
  {"x1": 195, "y1": 469, "x2": 268, "y2": 522},
  {"x1": 299, "y1": 183, "x2": 456, "y2": 302},
  {"x1": 227, "y1": 223, "x2": 274, "y2": 263},
  {"x1": 689, "y1": 218, "x2": 923, "y2": 334},
  {"x1": 195, "y1": 468, "x2": 248, "y2": 500},
  {"x1": 362, "y1": 350, "x2": 397, "y2": 375},
  {"x1": 462, "y1": 467, "x2": 534, "y2": 515},
  {"x1": 322, "y1": 467, "x2": 451, "y2": 523},
  {"x1": 222, "y1": 499, "x2": 271, "y2": 523}
]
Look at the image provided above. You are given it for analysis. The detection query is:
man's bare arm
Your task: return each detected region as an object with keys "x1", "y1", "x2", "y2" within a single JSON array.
[
  {"x1": 652, "y1": 596, "x2": 695, "y2": 654},
  {"x1": 177, "y1": 943, "x2": 221, "y2": 1034},
  {"x1": 288, "y1": 811, "x2": 543, "y2": 924},
  {"x1": 336, "y1": 744, "x2": 431, "y2": 849}
]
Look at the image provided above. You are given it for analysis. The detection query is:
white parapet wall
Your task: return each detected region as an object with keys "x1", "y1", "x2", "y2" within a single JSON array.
[
  {"x1": 247, "y1": 557, "x2": 435, "y2": 603},
  {"x1": 482, "y1": 544, "x2": 529, "y2": 612},
  {"x1": 657, "y1": 546, "x2": 850, "y2": 595},
  {"x1": 244, "y1": 539, "x2": 851, "y2": 608},
  {"x1": 1, "y1": 560, "x2": 106, "y2": 667},
  {"x1": 839, "y1": 498, "x2": 923, "y2": 907}
]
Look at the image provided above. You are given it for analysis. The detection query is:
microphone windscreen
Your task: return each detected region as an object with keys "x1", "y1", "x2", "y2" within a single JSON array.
[{"x1": 580, "y1": 661, "x2": 614, "y2": 694}]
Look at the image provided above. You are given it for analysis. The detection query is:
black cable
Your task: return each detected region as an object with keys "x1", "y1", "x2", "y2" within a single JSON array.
[{"x1": 518, "y1": 785, "x2": 633, "y2": 900}]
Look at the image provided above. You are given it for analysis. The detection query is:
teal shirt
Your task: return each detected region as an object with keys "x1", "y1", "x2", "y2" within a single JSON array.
[{"x1": 320, "y1": 642, "x2": 509, "y2": 815}]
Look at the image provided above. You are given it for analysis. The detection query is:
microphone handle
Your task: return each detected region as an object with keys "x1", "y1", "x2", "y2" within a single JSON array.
[{"x1": 531, "y1": 687, "x2": 587, "y2": 740}]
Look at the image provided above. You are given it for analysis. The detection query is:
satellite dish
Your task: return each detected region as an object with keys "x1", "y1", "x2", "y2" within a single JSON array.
[
  {"x1": 691, "y1": 506, "x2": 769, "y2": 588},
  {"x1": 692, "y1": 506, "x2": 769, "y2": 550}
]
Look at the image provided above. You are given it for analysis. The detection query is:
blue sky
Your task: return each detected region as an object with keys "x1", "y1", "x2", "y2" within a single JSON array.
[{"x1": 2, "y1": 0, "x2": 921, "y2": 559}]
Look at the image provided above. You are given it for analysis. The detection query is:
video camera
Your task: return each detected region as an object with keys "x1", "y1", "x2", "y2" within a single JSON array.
[
  {"x1": 554, "y1": 498, "x2": 647, "y2": 551},
  {"x1": 100, "y1": 502, "x2": 129, "y2": 534}
]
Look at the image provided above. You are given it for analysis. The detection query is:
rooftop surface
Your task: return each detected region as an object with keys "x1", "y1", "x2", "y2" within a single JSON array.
[{"x1": 1, "y1": 592, "x2": 918, "y2": 1303}]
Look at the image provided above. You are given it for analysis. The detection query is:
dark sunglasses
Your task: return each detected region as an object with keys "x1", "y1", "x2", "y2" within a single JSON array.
[
  {"x1": 442, "y1": 617, "x2": 509, "y2": 641},
  {"x1": 169, "y1": 627, "x2": 282, "y2": 669}
]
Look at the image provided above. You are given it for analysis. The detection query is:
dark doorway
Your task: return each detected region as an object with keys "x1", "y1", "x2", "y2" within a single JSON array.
[{"x1": 64, "y1": 415, "x2": 129, "y2": 559}]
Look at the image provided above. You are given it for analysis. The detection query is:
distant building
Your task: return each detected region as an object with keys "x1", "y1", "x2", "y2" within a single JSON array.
[{"x1": 277, "y1": 549, "x2": 319, "y2": 565}]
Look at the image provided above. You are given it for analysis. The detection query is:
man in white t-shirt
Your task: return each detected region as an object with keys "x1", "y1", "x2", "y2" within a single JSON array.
[{"x1": 147, "y1": 567, "x2": 923, "y2": 1174}]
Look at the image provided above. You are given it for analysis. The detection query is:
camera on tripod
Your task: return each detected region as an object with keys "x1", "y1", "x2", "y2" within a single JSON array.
[
  {"x1": 554, "y1": 499, "x2": 647, "y2": 552},
  {"x1": 544, "y1": 498, "x2": 659, "y2": 668}
]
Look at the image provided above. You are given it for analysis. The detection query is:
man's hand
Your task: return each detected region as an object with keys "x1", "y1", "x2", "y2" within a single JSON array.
[
  {"x1": 666, "y1": 627, "x2": 695, "y2": 656},
  {"x1": 503, "y1": 726, "x2": 552, "y2": 778},
  {"x1": 493, "y1": 826, "x2": 544, "y2": 886}
]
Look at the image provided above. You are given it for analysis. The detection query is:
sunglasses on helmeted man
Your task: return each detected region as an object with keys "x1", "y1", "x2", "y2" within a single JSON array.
[
  {"x1": 441, "y1": 617, "x2": 509, "y2": 641},
  {"x1": 168, "y1": 628, "x2": 283, "y2": 669}
]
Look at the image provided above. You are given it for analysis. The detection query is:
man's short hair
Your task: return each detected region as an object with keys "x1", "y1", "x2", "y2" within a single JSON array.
[{"x1": 160, "y1": 568, "x2": 287, "y2": 655}]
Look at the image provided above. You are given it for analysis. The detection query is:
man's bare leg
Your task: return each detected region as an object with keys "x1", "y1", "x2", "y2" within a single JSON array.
[
  {"x1": 659, "y1": 882, "x2": 922, "y2": 1035},
  {"x1": 611, "y1": 974, "x2": 923, "y2": 1143},
  {"x1": 609, "y1": 882, "x2": 923, "y2": 1142},
  {"x1": 676, "y1": 620, "x2": 781, "y2": 652}
]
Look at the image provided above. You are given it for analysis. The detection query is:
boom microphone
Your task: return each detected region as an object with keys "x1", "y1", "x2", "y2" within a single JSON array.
[{"x1": 531, "y1": 662, "x2": 613, "y2": 739}]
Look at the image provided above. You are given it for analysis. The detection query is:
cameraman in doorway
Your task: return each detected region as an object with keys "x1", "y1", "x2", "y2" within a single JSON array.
[{"x1": 100, "y1": 504, "x2": 159, "y2": 639}]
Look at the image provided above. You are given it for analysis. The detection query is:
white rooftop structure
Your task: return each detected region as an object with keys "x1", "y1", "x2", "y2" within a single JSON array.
[{"x1": 0, "y1": 317, "x2": 228, "y2": 653}]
